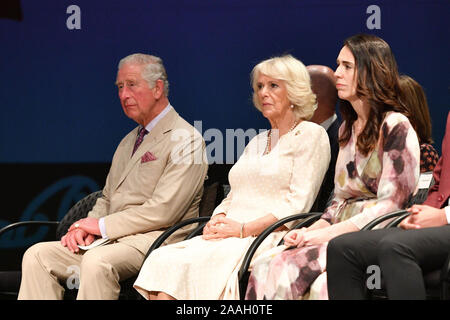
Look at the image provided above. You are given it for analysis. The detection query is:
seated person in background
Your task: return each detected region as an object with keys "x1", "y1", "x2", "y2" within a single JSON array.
[
  {"x1": 327, "y1": 111, "x2": 450, "y2": 300},
  {"x1": 18, "y1": 54, "x2": 208, "y2": 300},
  {"x1": 399, "y1": 74, "x2": 439, "y2": 172},
  {"x1": 132, "y1": 54, "x2": 331, "y2": 300},
  {"x1": 307, "y1": 65, "x2": 340, "y2": 211},
  {"x1": 245, "y1": 34, "x2": 420, "y2": 300}
]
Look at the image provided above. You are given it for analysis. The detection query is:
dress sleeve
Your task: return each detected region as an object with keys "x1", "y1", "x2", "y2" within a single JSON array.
[
  {"x1": 348, "y1": 113, "x2": 421, "y2": 229},
  {"x1": 271, "y1": 124, "x2": 331, "y2": 226},
  {"x1": 212, "y1": 189, "x2": 233, "y2": 216}
]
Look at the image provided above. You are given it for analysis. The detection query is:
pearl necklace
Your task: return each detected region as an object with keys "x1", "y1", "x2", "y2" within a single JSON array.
[{"x1": 264, "y1": 120, "x2": 298, "y2": 155}]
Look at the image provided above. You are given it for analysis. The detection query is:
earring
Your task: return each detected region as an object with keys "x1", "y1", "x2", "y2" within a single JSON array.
[{"x1": 290, "y1": 104, "x2": 294, "y2": 109}]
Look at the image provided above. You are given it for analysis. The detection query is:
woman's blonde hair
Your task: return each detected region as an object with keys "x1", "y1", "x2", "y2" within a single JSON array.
[{"x1": 251, "y1": 55, "x2": 317, "y2": 120}]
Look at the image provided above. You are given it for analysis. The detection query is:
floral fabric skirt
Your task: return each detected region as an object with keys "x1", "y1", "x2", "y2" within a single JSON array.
[{"x1": 245, "y1": 243, "x2": 329, "y2": 300}]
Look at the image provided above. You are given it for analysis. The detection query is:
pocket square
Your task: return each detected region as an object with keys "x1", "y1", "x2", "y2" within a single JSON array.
[{"x1": 141, "y1": 151, "x2": 157, "y2": 163}]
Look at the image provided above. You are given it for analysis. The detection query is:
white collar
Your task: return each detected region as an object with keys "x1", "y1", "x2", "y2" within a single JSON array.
[
  {"x1": 144, "y1": 103, "x2": 172, "y2": 133},
  {"x1": 320, "y1": 113, "x2": 337, "y2": 131}
]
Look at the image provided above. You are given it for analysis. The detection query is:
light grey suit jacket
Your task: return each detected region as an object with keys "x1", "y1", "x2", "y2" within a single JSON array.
[{"x1": 88, "y1": 108, "x2": 208, "y2": 254}]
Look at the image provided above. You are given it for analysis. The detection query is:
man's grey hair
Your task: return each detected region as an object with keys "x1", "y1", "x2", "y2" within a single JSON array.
[{"x1": 118, "y1": 53, "x2": 169, "y2": 96}]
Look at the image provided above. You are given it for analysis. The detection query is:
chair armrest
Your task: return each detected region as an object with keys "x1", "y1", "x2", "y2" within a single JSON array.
[
  {"x1": 144, "y1": 217, "x2": 211, "y2": 260},
  {"x1": 291, "y1": 213, "x2": 323, "y2": 230},
  {"x1": 384, "y1": 212, "x2": 411, "y2": 228},
  {"x1": 185, "y1": 222, "x2": 209, "y2": 240},
  {"x1": 237, "y1": 212, "x2": 322, "y2": 281},
  {"x1": 278, "y1": 213, "x2": 323, "y2": 245},
  {"x1": 361, "y1": 210, "x2": 409, "y2": 231},
  {"x1": 0, "y1": 221, "x2": 59, "y2": 238}
]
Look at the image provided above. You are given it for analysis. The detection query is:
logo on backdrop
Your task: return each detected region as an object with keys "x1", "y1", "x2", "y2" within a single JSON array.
[{"x1": 0, "y1": 176, "x2": 99, "y2": 249}]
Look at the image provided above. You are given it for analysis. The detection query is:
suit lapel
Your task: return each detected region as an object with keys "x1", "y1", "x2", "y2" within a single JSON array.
[{"x1": 113, "y1": 108, "x2": 179, "y2": 191}]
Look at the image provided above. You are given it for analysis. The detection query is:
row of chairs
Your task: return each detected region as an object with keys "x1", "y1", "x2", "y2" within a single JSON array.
[{"x1": 1, "y1": 165, "x2": 448, "y2": 300}]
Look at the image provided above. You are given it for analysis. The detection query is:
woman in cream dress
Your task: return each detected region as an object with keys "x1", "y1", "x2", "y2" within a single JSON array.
[{"x1": 133, "y1": 55, "x2": 331, "y2": 300}]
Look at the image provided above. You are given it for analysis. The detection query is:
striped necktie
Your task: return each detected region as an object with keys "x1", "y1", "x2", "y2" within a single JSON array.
[{"x1": 132, "y1": 127, "x2": 148, "y2": 156}]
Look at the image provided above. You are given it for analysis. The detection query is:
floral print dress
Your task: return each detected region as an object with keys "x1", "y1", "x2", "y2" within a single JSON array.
[{"x1": 245, "y1": 112, "x2": 421, "y2": 300}]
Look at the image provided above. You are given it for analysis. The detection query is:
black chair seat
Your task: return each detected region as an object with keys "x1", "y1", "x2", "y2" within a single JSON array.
[{"x1": 0, "y1": 271, "x2": 22, "y2": 299}]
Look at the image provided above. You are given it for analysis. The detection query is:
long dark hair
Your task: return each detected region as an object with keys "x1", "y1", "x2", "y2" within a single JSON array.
[
  {"x1": 338, "y1": 34, "x2": 409, "y2": 155},
  {"x1": 398, "y1": 75, "x2": 433, "y2": 144}
]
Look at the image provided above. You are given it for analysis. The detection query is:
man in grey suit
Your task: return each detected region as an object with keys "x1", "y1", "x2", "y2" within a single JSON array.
[{"x1": 18, "y1": 54, "x2": 208, "y2": 299}]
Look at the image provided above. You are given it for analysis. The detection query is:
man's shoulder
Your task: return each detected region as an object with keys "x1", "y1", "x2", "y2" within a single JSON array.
[
  {"x1": 327, "y1": 118, "x2": 340, "y2": 138},
  {"x1": 171, "y1": 112, "x2": 204, "y2": 140},
  {"x1": 118, "y1": 126, "x2": 139, "y2": 145}
]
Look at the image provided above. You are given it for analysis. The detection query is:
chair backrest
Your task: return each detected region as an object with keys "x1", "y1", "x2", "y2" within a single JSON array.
[
  {"x1": 310, "y1": 175, "x2": 335, "y2": 213},
  {"x1": 55, "y1": 191, "x2": 103, "y2": 240},
  {"x1": 310, "y1": 119, "x2": 340, "y2": 213},
  {"x1": 408, "y1": 171, "x2": 435, "y2": 206},
  {"x1": 198, "y1": 163, "x2": 232, "y2": 217}
]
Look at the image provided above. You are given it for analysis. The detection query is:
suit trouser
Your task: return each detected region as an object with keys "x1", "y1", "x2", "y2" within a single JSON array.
[
  {"x1": 326, "y1": 226, "x2": 450, "y2": 300},
  {"x1": 18, "y1": 241, "x2": 145, "y2": 300}
]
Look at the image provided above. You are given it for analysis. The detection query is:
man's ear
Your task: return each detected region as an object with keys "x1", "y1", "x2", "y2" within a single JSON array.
[{"x1": 153, "y1": 79, "x2": 165, "y2": 99}]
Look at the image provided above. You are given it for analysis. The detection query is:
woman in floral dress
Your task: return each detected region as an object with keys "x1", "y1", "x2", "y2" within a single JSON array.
[{"x1": 245, "y1": 34, "x2": 421, "y2": 300}]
